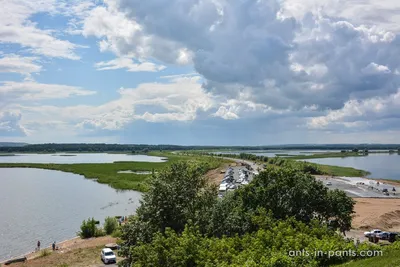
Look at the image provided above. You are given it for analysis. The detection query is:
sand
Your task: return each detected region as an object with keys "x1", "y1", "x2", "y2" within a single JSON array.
[{"x1": 353, "y1": 198, "x2": 400, "y2": 231}]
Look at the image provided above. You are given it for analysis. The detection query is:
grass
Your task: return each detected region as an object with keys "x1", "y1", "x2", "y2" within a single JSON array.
[
  {"x1": 12, "y1": 245, "x2": 114, "y2": 267},
  {"x1": 0, "y1": 152, "x2": 227, "y2": 191},
  {"x1": 336, "y1": 249, "x2": 400, "y2": 267},
  {"x1": 38, "y1": 249, "x2": 52, "y2": 258},
  {"x1": 315, "y1": 164, "x2": 369, "y2": 177}
]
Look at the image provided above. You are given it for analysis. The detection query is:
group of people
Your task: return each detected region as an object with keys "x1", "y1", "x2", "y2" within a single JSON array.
[{"x1": 36, "y1": 241, "x2": 57, "y2": 251}]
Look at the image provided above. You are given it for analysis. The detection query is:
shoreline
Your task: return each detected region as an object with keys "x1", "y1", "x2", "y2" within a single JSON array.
[{"x1": 0, "y1": 236, "x2": 80, "y2": 264}]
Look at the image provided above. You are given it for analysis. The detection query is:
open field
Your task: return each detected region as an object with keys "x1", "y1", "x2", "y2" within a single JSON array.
[{"x1": 0, "y1": 153, "x2": 228, "y2": 191}]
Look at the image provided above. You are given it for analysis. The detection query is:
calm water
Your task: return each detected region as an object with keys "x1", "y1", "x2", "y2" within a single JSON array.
[
  {"x1": 303, "y1": 154, "x2": 400, "y2": 179},
  {"x1": 0, "y1": 168, "x2": 142, "y2": 261},
  {"x1": 0, "y1": 153, "x2": 166, "y2": 164},
  {"x1": 214, "y1": 150, "x2": 341, "y2": 157}
]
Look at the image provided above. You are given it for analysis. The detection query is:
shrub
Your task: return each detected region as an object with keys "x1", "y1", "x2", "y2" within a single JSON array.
[
  {"x1": 104, "y1": 217, "x2": 119, "y2": 235},
  {"x1": 111, "y1": 227, "x2": 122, "y2": 238},
  {"x1": 95, "y1": 227, "x2": 106, "y2": 237},
  {"x1": 78, "y1": 218, "x2": 97, "y2": 238}
]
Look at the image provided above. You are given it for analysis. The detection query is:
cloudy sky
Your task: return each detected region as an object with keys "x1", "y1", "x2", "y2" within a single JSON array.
[{"x1": 1, "y1": 0, "x2": 400, "y2": 145}]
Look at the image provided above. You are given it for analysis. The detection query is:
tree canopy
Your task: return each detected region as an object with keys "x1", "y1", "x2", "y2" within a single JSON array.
[{"x1": 118, "y1": 162, "x2": 359, "y2": 266}]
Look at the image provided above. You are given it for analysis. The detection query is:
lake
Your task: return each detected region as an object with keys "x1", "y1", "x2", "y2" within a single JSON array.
[
  {"x1": 303, "y1": 154, "x2": 400, "y2": 180},
  {"x1": 214, "y1": 150, "x2": 342, "y2": 157},
  {"x1": 0, "y1": 168, "x2": 142, "y2": 262},
  {"x1": 0, "y1": 153, "x2": 166, "y2": 164}
]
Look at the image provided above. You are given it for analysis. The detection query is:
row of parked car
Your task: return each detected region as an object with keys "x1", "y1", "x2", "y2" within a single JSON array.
[
  {"x1": 364, "y1": 229, "x2": 399, "y2": 243},
  {"x1": 218, "y1": 168, "x2": 251, "y2": 198}
]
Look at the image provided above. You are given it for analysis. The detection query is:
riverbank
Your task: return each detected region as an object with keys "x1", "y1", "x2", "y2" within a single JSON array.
[
  {"x1": 1, "y1": 236, "x2": 118, "y2": 266},
  {"x1": 0, "y1": 153, "x2": 227, "y2": 191}
]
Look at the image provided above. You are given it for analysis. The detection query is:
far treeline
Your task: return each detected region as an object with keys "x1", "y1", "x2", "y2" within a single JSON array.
[{"x1": 1, "y1": 143, "x2": 400, "y2": 153}]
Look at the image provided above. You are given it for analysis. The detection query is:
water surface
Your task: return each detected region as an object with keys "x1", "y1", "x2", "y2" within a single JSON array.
[
  {"x1": 303, "y1": 153, "x2": 400, "y2": 180},
  {"x1": 0, "y1": 168, "x2": 142, "y2": 261},
  {"x1": 0, "y1": 153, "x2": 166, "y2": 164}
]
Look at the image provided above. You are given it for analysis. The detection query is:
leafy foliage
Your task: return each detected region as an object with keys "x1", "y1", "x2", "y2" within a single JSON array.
[
  {"x1": 78, "y1": 218, "x2": 98, "y2": 239},
  {"x1": 104, "y1": 217, "x2": 119, "y2": 235},
  {"x1": 126, "y1": 219, "x2": 380, "y2": 267},
  {"x1": 119, "y1": 162, "x2": 359, "y2": 266}
]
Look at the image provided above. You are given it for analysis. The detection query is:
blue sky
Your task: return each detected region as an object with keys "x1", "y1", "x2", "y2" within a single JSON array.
[{"x1": 1, "y1": 0, "x2": 400, "y2": 145}]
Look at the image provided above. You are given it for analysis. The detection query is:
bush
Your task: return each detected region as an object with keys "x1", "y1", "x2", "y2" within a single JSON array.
[
  {"x1": 95, "y1": 227, "x2": 106, "y2": 237},
  {"x1": 104, "y1": 217, "x2": 119, "y2": 235},
  {"x1": 78, "y1": 218, "x2": 97, "y2": 238},
  {"x1": 111, "y1": 227, "x2": 122, "y2": 238}
]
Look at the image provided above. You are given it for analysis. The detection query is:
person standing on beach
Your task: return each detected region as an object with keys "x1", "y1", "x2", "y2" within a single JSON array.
[
  {"x1": 37, "y1": 240, "x2": 41, "y2": 251},
  {"x1": 52, "y1": 241, "x2": 56, "y2": 251}
]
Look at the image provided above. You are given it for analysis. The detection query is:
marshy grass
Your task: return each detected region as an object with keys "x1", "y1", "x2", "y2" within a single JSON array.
[{"x1": 0, "y1": 152, "x2": 228, "y2": 191}]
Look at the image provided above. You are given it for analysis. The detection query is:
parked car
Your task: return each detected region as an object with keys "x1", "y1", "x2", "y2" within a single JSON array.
[
  {"x1": 364, "y1": 229, "x2": 382, "y2": 237},
  {"x1": 101, "y1": 248, "x2": 117, "y2": 264},
  {"x1": 382, "y1": 188, "x2": 388, "y2": 193},
  {"x1": 388, "y1": 232, "x2": 399, "y2": 243},
  {"x1": 326, "y1": 182, "x2": 332, "y2": 186},
  {"x1": 376, "y1": 232, "x2": 390, "y2": 240}
]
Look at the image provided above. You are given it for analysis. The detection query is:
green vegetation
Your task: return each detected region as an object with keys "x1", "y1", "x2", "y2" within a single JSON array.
[
  {"x1": 206, "y1": 152, "x2": 369, "y2": 177},
  {"x1": 39, "y1": 249, "x2": 52, "y2": 258},
  {"x1": 317, "y1": 164, "x2": 370, "y2": 177},
  {"x1": 0, "y1": 153, "x2": 227, "y2": 191},
  {"x1": 104, "y1": 217, "x2": 119, "y2": 235},
  {"x1": 337, "y1": 244, "x2": 400, "y2": 267},
  {"x1": 116, "y1": 162, "x2": 379, "y2": 267},
  {"x1": 78, "y1": 218, "x2": 98, "y2": 239}
]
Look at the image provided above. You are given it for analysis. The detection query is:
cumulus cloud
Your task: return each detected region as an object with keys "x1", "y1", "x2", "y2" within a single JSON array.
[
  {"x1": 0, "y1": 111, "x2": 27, "y2": 137},
  {"x1": 0, "y1": 81, "x2": 96, "y2": 103},
  {"x1": 308, "y1": 89, "x2": 400, "y2": 130},
  {"x1": 15, "y1": 76, "x2": 215, "y2": 135},
  {"x1": 0, "y1": 0, "x2": 82, "y2": 59},
  {"x1": 5, "y1": 0, "x2": 400, "y2": 142}
]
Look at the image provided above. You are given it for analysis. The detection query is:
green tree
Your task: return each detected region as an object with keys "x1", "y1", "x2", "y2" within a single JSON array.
[
  {"x1": 120, "y1": 161, "x2": 217, "y2": 257},
  {"x1": 104, "y1": 217, "x2": 119, "y2": 235},
  {"x1": 78, "y1": 218, "x2": 97, "y2": 238},
  {"x1": 325, "y1": 189, "x2": 355, "y2": 234}
]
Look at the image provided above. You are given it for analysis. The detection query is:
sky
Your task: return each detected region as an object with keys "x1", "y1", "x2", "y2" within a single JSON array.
[{"x1": 1, "y1": 0, "x2": 400, "y2": 145}]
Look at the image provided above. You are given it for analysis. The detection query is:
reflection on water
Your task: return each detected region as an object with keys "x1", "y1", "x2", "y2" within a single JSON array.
[
  {"x1": 0, "y1": 168, "x2": 142, "y2": 261},
  {"x1": 0, "y1": 153, "x2": 166, "y2": 164}
]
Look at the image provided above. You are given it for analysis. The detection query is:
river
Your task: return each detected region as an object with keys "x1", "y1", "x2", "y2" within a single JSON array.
[
  {"x1": 0, "y1": 153, "x2": 166, "y2": 164},
  {"x1": 215, "y1": 150, "x2": 400, "y2": 180},
  {"x1": 303, "y1": 153, "x2": 400, "y2": 180},
  {"x1": 0, "y1": 168, "x2": 142, "y2": 262}
]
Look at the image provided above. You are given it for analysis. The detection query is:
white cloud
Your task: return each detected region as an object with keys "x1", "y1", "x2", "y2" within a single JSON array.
[
  {"x1": 0, "y1": 54, "x2": 42, "y2": 75},
  {"x1": 0, "y1": 111, "x2": 27, "y2": 137},
  {"x1": 15, "y1": 76, "x2": 215, "y2": 134},
  {"x1": 362, "y1": 62, "x2": 391, "y2": 75},
  {"x1": 95, "y1": 57, "x2": 166, "y2": 72},
  {"x1": 0, "y1": 81, "x2": 96, "y2": 103},
  {"x1": 0, "y1": 0, "x2": 82, "y2": 59},
  {"x1": 308, "y1": 89, "x2": 400, "y2": 130}
]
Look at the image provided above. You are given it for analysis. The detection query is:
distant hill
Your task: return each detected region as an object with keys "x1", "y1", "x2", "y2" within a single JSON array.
[{"x1": 0, "y1": 142, "x2": 28, "y2": 147}]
